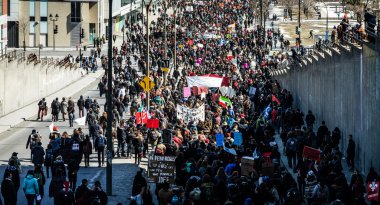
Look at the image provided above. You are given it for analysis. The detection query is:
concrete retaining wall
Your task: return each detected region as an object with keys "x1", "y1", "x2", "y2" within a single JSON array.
[
  {"x1": 274, "y1": 41, "x2": 380, "y2": 174},
  {"x1": 0, "y1": 58, "x2": 82, "y2": 117}
]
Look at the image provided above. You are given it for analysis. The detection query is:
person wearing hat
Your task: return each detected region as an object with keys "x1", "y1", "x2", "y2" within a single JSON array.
[
  {"x1": 89, "y1": 181, "x2": 108, "y2": 205},
  {"x1": 8, "y1": 152, "x2": 21, "y2": 175},
  {"x1": 75, "y1": 179, "x2": 90, "y2": 205},
  {"x1": 304, "y1": 170, "x2": 318, "y2": 205}
]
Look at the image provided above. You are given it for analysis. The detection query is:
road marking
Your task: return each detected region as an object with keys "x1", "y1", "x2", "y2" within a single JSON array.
[{"x1": 88, "y1": 170, "x2": 103, "y2": 187}]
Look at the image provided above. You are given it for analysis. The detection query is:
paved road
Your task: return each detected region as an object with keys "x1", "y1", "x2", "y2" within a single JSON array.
[{"x1": 0, "y1": 4, "x2": 169, "y2": 204}]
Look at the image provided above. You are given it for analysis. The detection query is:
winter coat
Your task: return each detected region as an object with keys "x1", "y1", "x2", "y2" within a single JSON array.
[
  {"x1": 1, "y1": 178, "x2": 17, "y2": 204},
  {"x1": 22, "y1": 174, "x2": 39, "y2": 195},
  {"x1": 32, "y1": 145, "x2": 45, "y2": 165}
]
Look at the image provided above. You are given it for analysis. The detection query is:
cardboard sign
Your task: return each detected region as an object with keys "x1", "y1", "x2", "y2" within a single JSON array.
[
  {"x1": 161, "y1": 129, "x2": 172, "y2": 144},
  {"x1": 303, "y1": 146, "x2": 321, "y2": 161},
  {"x1": 148, "y1": 154, "x2": 176, "y2": 183},
  {"x1": 368, "y1": 181, "x2": 379, "y2": 201},
  {"x1": 135, "y1": 111, "x2": 148, "y2": 125},
  {"x1": 183, "y1": 87, "x2": 191, "y2": 97},
  {"x1": 233, "y1": 132, "x2": 243, "y2": 146},
  {"x1": 146, "y1": 119, "x2": 159, "y2": 129},
  {"x1": 216, "y1": 133, "x2": 224, "y2": 146},
  {"x1": 241, "y1": 157, "x2": 255, "y2": 176}
]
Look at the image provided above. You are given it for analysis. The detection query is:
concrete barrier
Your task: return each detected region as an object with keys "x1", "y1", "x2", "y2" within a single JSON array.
[
  {"x1": 274, "y1": 40, "x2": 380, "y2": 174},
  {"x1": 0, "y1": 53, "x2": 82, "y2": 117}
]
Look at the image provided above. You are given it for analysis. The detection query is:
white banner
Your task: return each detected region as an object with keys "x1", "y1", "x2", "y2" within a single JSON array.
[
  {"x1": 176, "y1": 104, "x2": 205, "y2": 124},
  {"x1": 220, "y1": 86, "x2": 236, "y2": 98},
  {"x1": 186, "y1": 76, "x2": 223, "y2": 87}
]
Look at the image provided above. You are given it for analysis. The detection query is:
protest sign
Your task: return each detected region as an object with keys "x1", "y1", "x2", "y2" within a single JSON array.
[
  {"x1": 224, "y1": 146, "x2": 237, "y2": 155},
  {"x1": 303, "y1": 146, "x2": 321, "y2": 161},
  {"x1": 216, "y1": 133, "x2": 224, "y2": 146},
  {"x1": 249, "y1": 87, "x2": 256, "y2": 97},
  {"x1": 176, "y1": 104, "x2": 205, "y2": 124},
  {"x1": 135, "y1": 111, "x2": 148, "y2": 125},
  {"x1": 241, "y1": 157, "x2": 255, "y2": 176},
  {"x1": 146, "y1": 119, "x2": 159, "y2": 129},
  {"x1": 148, "y1": 154, "x2": 176, "y2": 183},
  {"x1": 233, "y1": 132, "x2": 243, "y2": 146},
  {"x1": 183, "y1": 87, "x2": 191, "y2": 97}
]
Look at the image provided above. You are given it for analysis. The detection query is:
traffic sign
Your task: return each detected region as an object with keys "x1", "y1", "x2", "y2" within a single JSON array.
[
  {"x1": 139, "y1": 76, "x2": 155, "y2": 92},
  {"x1": 162, "y1": 67, "x2": 170, "y2": 72}
]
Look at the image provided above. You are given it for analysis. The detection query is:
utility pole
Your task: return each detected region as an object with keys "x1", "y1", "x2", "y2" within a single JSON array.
[
  {"x1": 163, "y1": 1, "x2": 168, "y2": 85},
  {"x1": 174, "y1": 7, "x2": 177, "y2": 74},
  {"x1": 145, "y1": 0, "x2": 153, "y2": 110},
  {"x1": 106, "y1": 0, "x2": 113, "y2": 196},
  {"x1": 260, "y1": 0, "x2": 263, "y2": 27}
]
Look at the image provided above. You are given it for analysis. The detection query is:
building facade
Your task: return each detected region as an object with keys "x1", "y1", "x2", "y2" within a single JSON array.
[
  {"x1": 16, "y1": 0, "x2": 103, "y2": 48},
  {"x1": 0, "y1": 0, "x2": 8, "y2": 51}
]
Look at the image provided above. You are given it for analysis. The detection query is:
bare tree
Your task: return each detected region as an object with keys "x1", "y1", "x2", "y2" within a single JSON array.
[
  {"x1": 278, "y1": 0, "x2": 298, "y2": 20},
  {"x1": 18, "y1": 17, "x2": 29, "y2": 51},
  {"x1": 303, "y1": 0, "x2": 316, "y2": 19},
  {"x1": 344, "y1": 0, "x2": 375, "y2": 22}
]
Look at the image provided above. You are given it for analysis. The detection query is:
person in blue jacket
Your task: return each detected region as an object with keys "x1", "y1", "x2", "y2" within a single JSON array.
[{"x1": 22, "y1": 170, "x2": 39, "y2": 205}]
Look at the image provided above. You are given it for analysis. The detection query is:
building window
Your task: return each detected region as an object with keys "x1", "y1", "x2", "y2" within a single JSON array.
[
  {"x1": 40, "y1": 21, "x2": 47, "y2": 34},
  {"x1": 71, "y1": 2, "x2": 81, "y2": 23},
  {"x1": 29, "y1": 0, "x2": 35, "y2": 17},
  {"x1": 40, "y1": 0, "x2": 47, "y2": 17},
  {"x1": 29, "y1": 22, "x2": 35, "y2": 33}
]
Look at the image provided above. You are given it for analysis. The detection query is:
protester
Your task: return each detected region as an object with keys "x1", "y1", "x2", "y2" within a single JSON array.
[
  {"x1": 1, "y1": 172, "x2": 17, "y2": 205},
  {"x1": 31, "y1": 142, "x2": 45, "y2": 167},
  {"x1": 22, "y1": 170, "x2": 39, "y2": 205},
  {"x1": 75, "y1": 179, "x2": 90, "y2": 205},
  {"x1": 89, "y1": 181, "x2": 108, "y2": 205},
  {"x1": 94, "y1": 130, "x2": 107, "y2": 167},
  {"x1": 37, "y1": 98, "x2": 47, "y2": 121}
]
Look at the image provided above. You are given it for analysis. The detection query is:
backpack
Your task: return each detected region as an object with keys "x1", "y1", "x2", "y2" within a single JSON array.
[
  {"x1": 85, "y1": 99, "x2": 92, "y2": 109},
  {"x1": 83, "y1": 142, "x2": 92, "y2": 153},
  {"x1": 97, "y1": 137, "x2": 105, "y2": 148},
  {"x1": 201, "y1": 184, "x2": 214, "y2": 202},
  {"x1": 44, "y1": 149, "x2": 53, "y2": 166},
  {"x1": 87, "y1": 113, "x2": 96, "y2": 125},
  {"x1": 171, "y1": 195, "x2": 179, "y2": 205},
  {"x1": 54, "y1": 164, "x2": 65, "y2": 180},
  {"x1": 34, "y1": 172, "x2": 45, "y2": 186}
]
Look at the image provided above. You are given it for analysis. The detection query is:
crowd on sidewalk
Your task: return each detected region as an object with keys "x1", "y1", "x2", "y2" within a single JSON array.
[{"x1": 0, "y1": 0, "x2": 379, "y2": 205}]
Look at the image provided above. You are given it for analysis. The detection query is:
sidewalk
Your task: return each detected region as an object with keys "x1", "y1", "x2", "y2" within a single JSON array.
[{"x1": 0, "y1": 70, "x2": 104, "y2": 135}]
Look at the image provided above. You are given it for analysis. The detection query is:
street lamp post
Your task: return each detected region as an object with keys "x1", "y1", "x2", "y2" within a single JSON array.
[
  {"x1": 174, "y1": 8, "x2": 177, "y2": 74},
  {"x1": 298, "y1": 0, "x2": 301, "y2": 43},
  {"x1": 106, "y1": 0, "x2": 113, "y2": 196},
  {"x1": 49, "y1": 14, "x2": 59, "y2": 51},
  {"x1": 144, "y1": 0, "x2": 153, "y2": 110}
]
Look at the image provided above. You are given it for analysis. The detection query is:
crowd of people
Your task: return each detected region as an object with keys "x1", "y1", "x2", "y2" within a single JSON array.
[{"x1": 0, "y1": 0, "x2": 379, "y2": 205}]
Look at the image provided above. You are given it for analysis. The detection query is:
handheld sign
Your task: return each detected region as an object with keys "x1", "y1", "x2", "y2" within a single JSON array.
[
  {"x1": 233, "y1": 132, "x2": 243, "y2": 146},
  {"x1": 148, "y1": 154, "x2": 176, "y2": 183},
  {"x1": 216, "y1": 133, "x2": 224, "y2": 147}
]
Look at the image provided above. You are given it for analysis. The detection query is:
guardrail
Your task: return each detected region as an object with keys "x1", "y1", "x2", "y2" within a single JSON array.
[{"x1": 17, "y1": 52, "x2": 26, "y2": 64}]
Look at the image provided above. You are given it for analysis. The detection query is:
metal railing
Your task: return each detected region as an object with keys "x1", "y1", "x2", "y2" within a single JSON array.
[{"x1": 17, "y1": 52, "x2": 26, "y2": 64}]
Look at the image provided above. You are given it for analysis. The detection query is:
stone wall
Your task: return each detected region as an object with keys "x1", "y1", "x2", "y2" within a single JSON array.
[
  {"x1": 273, "y1": 40, "x2": 380, "y2": 174},
  {"x1": 0, "y1": 55, "x2": 82, "y2": 117}
]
